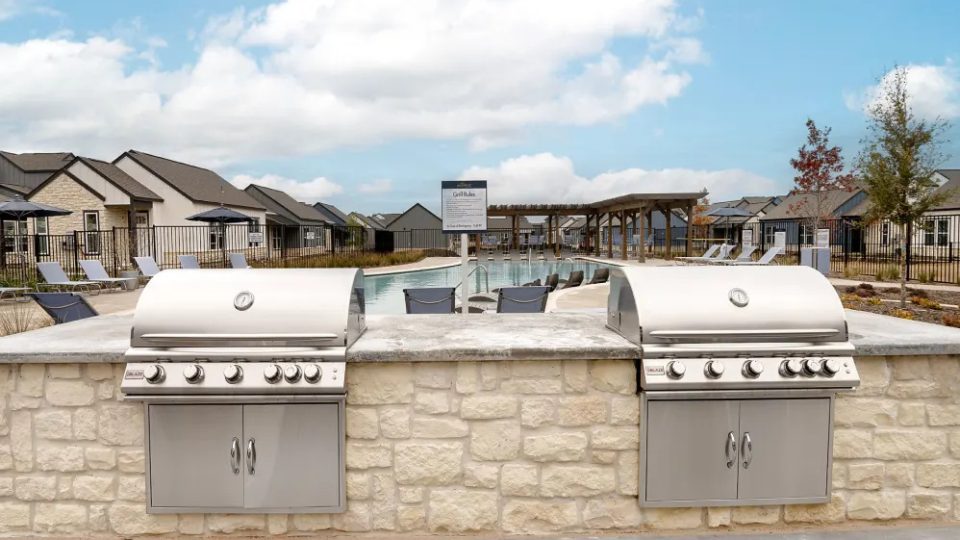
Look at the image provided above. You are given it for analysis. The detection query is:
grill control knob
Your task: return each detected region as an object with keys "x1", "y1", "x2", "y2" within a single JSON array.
[
  {"x1": 183, "y1": 364, "x2": 204, "y2": 384},
  {"x1": 666, "y1": 360, "x2": 686, "y2": 379},
  {"x1": 743, "y1": 359, "x2": 764, "y2": 378},
  {"x1": 303, "y1": 364, "x2": 322, "y2": 383},
  {"x1": 223, "y1": 364, "x2": 243, "y2": 384},
  {"x1": 264, "y1": 364, "x2": 282, "y2": 384},
  {"x1": 704, "y1": 360, "x2": 724, "y2": 379},
  {"x1": 284, "y1": 365, "x2": 302, "y2": 383},
  {"x1": 821, "y1": 358, "x2": 841, "y2": 377},
  {"x1": 780, "y1": 358, "x2": 803, "y2": 377},
  {"x1": 143, "y1": 365, "x2": 165, "y2": 384},
  {"x1": 803, "y1": 358, "x2": 823, "y2": 376}
]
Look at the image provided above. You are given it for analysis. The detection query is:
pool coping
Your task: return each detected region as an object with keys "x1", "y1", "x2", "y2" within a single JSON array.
[{"x1": 363, "y1": 258, "x2": 462, "y2": 276}]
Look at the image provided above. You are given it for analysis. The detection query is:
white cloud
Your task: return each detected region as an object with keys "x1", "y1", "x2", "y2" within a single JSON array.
[
  {"x1": 0, "y1": 0, "x2": 60, "y2": 21},
  {"x1": 847, "y1": 62, "x2": 960, "y2": 120},
  {"x1": 231, "y1": 173, "x2": 343, "y2": 202},
  {"x1": 0, "y1": 0, "x2": 702, "y2": 164},
  {"x1": 459, "y1": 153, "x2": 776, "y2": 204},
  {"x1": 358, "y1": 179, "x2": 392, "y2": 194}
]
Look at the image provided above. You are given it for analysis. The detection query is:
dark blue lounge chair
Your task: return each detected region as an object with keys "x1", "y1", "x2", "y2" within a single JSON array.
[
  {"x1": 496, "y1": 286, "x2": 550, "y2": 313},
  {"x1": 28, "y1": 292, "x2": 98, "y2": 324},
  {"x1": 403, "y1": 287, "x2": 456, "y2": 314}
]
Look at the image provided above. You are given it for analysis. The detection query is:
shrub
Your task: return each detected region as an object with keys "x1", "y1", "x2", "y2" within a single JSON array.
[
  {"x1": 943, "y1": 313, "x2": 960, "y2": 328},
  {"x1": 906, "y1": 287, "x2": 928, "y2": 299},
  {"x1": 910, "y1": 296, "x2": 942, "y2": 310},
  {"x1": 867, "y1": 296, "x2": 883, "y2": 306},
  {"x1": 890, "y1": 308, "x2": 914, "y2": 320},
  {"x1": 0, "y1": 302, "x2": 49, "y2": 336},
  {"x1": 918, "y1": 269, "x2": 936, "y2": 284}
]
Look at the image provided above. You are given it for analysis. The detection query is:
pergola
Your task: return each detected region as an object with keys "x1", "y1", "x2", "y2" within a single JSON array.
[{"x1": 486, "y1": 191, "x2": 707, "y2": 261}]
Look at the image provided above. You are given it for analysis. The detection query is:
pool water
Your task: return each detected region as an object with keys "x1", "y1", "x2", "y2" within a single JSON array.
[{"x1": 363, "y1": 260, "x2": 611, "y2": 314}]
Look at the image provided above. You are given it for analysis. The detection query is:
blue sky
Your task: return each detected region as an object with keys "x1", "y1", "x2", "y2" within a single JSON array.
[{"x1": 1, "y1": 0, "x2": 957, "y2": 214}]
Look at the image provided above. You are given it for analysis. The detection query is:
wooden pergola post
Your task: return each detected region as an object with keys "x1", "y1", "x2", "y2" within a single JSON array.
[
  {"x1": 512, "y1": 215, "x2": 518, "y2": 250},
  {"x1": 663, "y1": 205, "x2": 673, "y2": 259},
  {"x1": 605, "y1": 213, "x2": 613, "y2": 258},
  {"x1": 637, "y1": 208, "x2": 646, "y2": 263},
  {"x1": 685, "y1": 202, "x2": 693, "y2": 257},
  {"x1": 594, "y1": 214, "x2": 601, "y2": 255},
  {"x1": 620, "y1": 210, "x2": 628, "y2": 260}
]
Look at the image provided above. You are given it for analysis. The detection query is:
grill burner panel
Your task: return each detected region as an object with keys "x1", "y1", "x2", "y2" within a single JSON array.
[{"x1": 123, "y1": 362, "x2": 346, "y2": 395}]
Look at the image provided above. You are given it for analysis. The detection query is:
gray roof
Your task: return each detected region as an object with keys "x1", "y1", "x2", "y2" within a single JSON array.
[
  {"x1": 1, "y1": 151, "x2": 74, "y2": 172},
  {"x1": 349, "y1": 212, "x2": 384, "y2": 229},
  {"x1": 487, "y1": 215, "x2": 534, "y2": 230},
  {"x1": 932, "y1": 170, "x2": 960, "y2": 210},
  {"x1": 120, "y1": 150, "x2": 264, "y2": 210},
  {"x1": 371, "y1": 213, "x2": 400, "y2": 227},
  {"x1": 244, "y1": 184, "x2": 329, "y2": 224},
  {"x1": 0, "y1": 183, "x2": 31, "y2": 196},
  {"x1": 313, "y1": 202, "x2": 350, "y2": 225},
  {"x1": 79, "y1": 157, "x2": 162, "y2": 201},
  {"x1": 760, "y1": 190, "x2": 860, "y2": 221}
]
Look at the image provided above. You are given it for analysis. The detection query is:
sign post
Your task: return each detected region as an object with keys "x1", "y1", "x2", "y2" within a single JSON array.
[{"x1": 442, "y1": 181, "x2": 488, "y2": 315}]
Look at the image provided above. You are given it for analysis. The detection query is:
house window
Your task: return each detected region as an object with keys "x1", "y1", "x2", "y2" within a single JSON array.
[
  {"x1": 271, "y1": 229, "x2": 283, "y2": 252},
  {"x1": 881, "y1": 222, "x2": 890, "y2": 246},
  {"x1": 83, "y1": 211, "x2": 100, "y2": 255},
  {"x1": 3, "y1": 219, "x2": 28, "y2": 253},
  {"x1": 209, "y1": 225, "x2": 224, "y2": 250},
  {"x1": 799, "y1": 224, "x2": 814, "y2": 245},
  {"x1": 35, "y1": 217, "x2": 49, "y2": 256},
  {"x1": 764, "y1": 225, "x2": 777, "y2": 246}
]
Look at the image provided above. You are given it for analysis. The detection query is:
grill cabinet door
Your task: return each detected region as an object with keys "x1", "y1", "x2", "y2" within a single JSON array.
[
  {"x1": 243, "y1": 404, "x2": 342, "y2": 510},
  {"x1": 148, "y1": 405, "x2": 243, "y2": 509},
  {"x1": 737, "y1": 398, "x2": 831, "y2": 502},
  {"x1": 644, "y1": 399, "x2": 740, "y2": 503}
]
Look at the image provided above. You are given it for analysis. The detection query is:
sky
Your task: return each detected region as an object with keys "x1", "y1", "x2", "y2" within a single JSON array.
[{"x1": 0, "y1": 0, "x2": 958, "y2": 215}]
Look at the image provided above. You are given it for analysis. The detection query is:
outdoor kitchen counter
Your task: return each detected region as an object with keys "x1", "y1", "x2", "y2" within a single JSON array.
[{"x1": 1, "y1": 309, "x2": 959, "y2": 363}]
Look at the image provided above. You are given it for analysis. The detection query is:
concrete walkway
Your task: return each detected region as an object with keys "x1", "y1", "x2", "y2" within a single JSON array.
[{"x1": 605, "y1": 525, "x2": 960, "y2": 539}]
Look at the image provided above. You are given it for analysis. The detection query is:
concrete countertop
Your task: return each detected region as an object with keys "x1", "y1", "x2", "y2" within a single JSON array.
[{"x1": 0, "y1": 309, "x2": 959, "y2": 364}]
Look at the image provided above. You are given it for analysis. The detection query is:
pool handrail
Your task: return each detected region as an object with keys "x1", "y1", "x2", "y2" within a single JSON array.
[{"x1": 456, "y1": 263, "x2": 490, "y2": 294}]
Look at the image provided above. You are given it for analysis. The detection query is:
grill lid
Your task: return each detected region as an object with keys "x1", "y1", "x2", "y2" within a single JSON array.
[
  {"x1": 129, "y1": 268, "x2": 365, "y2": 351},
  {"x1": 607, "y1": 266, "x2": 851, "y2": 356}
]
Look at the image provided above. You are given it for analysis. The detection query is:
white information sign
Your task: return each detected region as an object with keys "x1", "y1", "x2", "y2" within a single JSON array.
[
  {"x1": 741, "y1": 229, "x2": 754, "y2": 248},
  {"x1": 248, "y1": 232, "x2": 264, "y2": 243},
  {"x1": 774, "y1": 231, "x2": 786, "y2": 249},
  {"x1": 441, "y1": 180, "x2": 487, "y2": 233},
  {"x1": 816, "y1": 228, "x2": 830, "y2": 248},
  {"x1": 305, "y1": 231, "x2": 316, "y2": 240}
]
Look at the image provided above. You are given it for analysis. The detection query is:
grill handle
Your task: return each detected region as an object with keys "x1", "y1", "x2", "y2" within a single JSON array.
[
  {"x1": 742, "y1": 432, "x2": 753, "y2": 469},
  {"x1": 230, "y1": 437, "x2": 241, "y2": 475},
  {"x1": 247, "y1": 438, "x2": 257, "y2": 475},
  {"x1": 649, "y1": 328, "x2": 841, "y2": 341},
  {"x1": 141, "y1": 333, "x2": 340, "y2": 342},
  {"x1": 724, "y1": 431, "x2": 738, "y2": 469}
]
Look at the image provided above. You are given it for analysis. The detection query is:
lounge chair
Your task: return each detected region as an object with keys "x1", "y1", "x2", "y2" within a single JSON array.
[
  {"x1": 521, "y1": 278, "x2": 542, "y2": 287},
  {"x1": 711, "y1": 245, "x2": 757, "y2": 265},
  {"x1": 729, "y1": 246, "x2": 783, "y2": 266},
  {"x1": 79, "y1": 260, "x2": 130, "y2": 291},
  {"x1": 228, "y1": 253, "x2": 250, "y2": 269},
  {"x1": 403, "y1": 287, "x2": 456, "y2": 314},
  {"x1": 545, "y1": 273, "x2": 560, "y2": 292},
  {"x1": 560, "y1": 270, "x2": 584, "y2": 289},
  {"x1": 36, "y1": 262, "x2": 100, "y2": 294},
  {"x1": 676, "y1": 244, "x2": 721, "y2": 261},
  {"x1": 497, "y1": 286, "x2": 550, "y2": 313},
  {"x1": 588, "y1": 268, "x2": 609, "y2": 284},
  {"x1": 178, "y1": 255, "x2": 200, "y2": 269},
  {"x1": 0, "y1": 287, "x2": 31, "y2": 302},
  {"x1": 29, "y1": 292, "x2": 98, "y2": 324},
  {"x1": 133, "y1": 256, "x2": 162, "y2": 279}
]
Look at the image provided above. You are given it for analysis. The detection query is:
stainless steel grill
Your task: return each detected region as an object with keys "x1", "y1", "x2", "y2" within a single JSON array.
[
  {"x1": 607, "y1": 266, "x2": 860, "y2": 508},
  {"x1": 121, "y1": 268, "x2": 365, "y2": 514}
]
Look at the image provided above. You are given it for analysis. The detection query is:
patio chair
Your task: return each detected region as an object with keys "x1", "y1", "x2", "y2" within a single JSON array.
[
  {"x1": 0, "y1": 287, "x2": 31, "y2": 302},
  {"x1": 588, "y1": 268, "x2": 610, "y2": 284},
  {"x1": 497, "y1": 286, "x2": 550, "y2": 313},
  {"x1": 545, "y1": 273, "x2": 560, "y2": 292},
  {"x1": 676, "y1": 244, "x2": 721, "y2": 261},
  {"x1": 711, "y1": 245, "x2": 757, "y2": 265},
  {"x1": 521, "y1": 278, "x2": 542, "y2": 287},
  {"x1": 36, "y1": 262, "x2": 100, "y2": 294},
  {"x1": 28, "y1": 292, "x2": 98, "y2": 324},
  {"x1": 79, "y1": 260, "x2": 129, "y2": 291},
  {"x1": 729, "y1": 246, "x2": 783, "y2": 266},
  {"x1": 178, "y1": 255, "x2": 200, "y2": 269},
  {"x1": 560, "y1": 270, "x2": 584, "y2": 289},
  {"x1": 228, "y1": 253, "x2": 250, "y2": 269},
  {"x1": 403, "y1": 287, "x2": 456, "y2": 314},
  {"x1": 133, "y1": 256, "x2": 162, "y2": 279}
]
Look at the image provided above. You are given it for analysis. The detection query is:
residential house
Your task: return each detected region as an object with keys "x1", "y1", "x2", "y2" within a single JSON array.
[
  {"x1": 706, "y1": 196, "x2": 783, "y2": 244},
  {"x1": 759, "y1": 189, "x2": 866, "y2": 248},
  {"x1": 380, "y1": 203, "x2": 445, "y2": 250},
  {"x1": 598, "y1": 210, "x2": 688, "y2": 249},
  {"x1": 349, "y1": 212, "x2": 385, "y2": 231},
  {"x1": 313, "y1": 202, "x2": 350, "y2": 226},
  {"x1": 483, "y1": 215, "x2": 534, "y2": 248},
  {"x1": 113, "y1": 150, "x2": 266, "y2": 261},
  {"x1": 0, "y1": 151, "x2": 74, "y2": 200},
  {"x1": 244, "y1": 184, "x2": 331, "y2": 253}
]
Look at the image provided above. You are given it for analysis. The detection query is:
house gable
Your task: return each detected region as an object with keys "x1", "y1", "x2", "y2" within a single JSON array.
[{"x1": 385, "y1": 203, "x2": 442, "y2": 231}]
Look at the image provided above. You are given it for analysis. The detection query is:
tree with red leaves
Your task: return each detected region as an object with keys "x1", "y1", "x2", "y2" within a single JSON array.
[{"x1": 789, "y1": 119, "x2": 857, "y2": 233}]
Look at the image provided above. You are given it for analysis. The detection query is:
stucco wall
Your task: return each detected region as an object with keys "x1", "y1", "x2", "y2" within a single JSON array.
[{"x1": 0, "y1": 356, "x2": 958, "y2": 536}]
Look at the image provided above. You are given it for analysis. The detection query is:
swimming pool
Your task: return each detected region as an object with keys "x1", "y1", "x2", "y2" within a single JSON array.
[{"x1": 363, "y1": 259, "x2": 612, "y2": 314}]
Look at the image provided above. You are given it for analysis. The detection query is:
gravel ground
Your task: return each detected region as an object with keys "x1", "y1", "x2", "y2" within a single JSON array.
[{"x1": 837, "y1": 283, "x2": 960, "y2": 327}]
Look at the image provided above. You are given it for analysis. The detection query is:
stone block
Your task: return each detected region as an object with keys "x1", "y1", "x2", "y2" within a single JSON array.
[
  {"x1": 379, "y1": 407, "x2": 410, "y2": 439},
  {"x1": 33, "y1": 503, "x2": 86, "y2": 533},
  {"x1": 293, "y1": 514, "x2": 331, "y2": 531},
  {"x1": 455, "y1": 362, "x2": 479, "y2": 394},
  {"x1": 928, "y1": 404, "x2": 960, "y2": 426},
  {"x1": 117, "y1": 449, "x2": 144, "y2": 473},
  {"x1": 833, "y1": 429, "x2": 872, "y2": 459},
  {"x1": 394, "y1": 441, "x2": 462, "y2": 485},
  {"x1": 0, "y1": 444, "x2": 12, "y2": 471},
  {"x1": 835, "y1": 398, "x2": 897, "y2": 427},
  {"x1": 520, "y1": 397, "x2": 556, "y2": 428},
  {"x1": 73, "y1": 408, "x2": 97, "y2": 440},
  {"x1": 0, "y1": 502, "x2": 30, "y2": 532},
  {"x1": 847, "y1": 491, "x2": 906, "y2": 520},
  {"x1": 582, "y1": 497, "x2": 643, "y2": 529},
  {"x1": 592, "y1": 450, "x2": 617, "y2": 464},
  {"x1": 398, "y1": 486, "x2": 422, "y2": 504},
  {"x1": 898, "y1": 403, "x2": 926, "y2": 426},
  {"x1": 345, "y1": 441, "x2": 392, "y2": 470},
  {"x1": 884, "y1": 463, "x2": 914, "y2": 488},
  {"x1": 540, "y1": 464, "x2": 616, "y2": 497},
  {"x1": 617, "y1": 451, "x2": 639, "y2": 496},
  {"x1": 15, "y1": 476, "x2": 57, "y2": 500},
  {"x1": 346, "y1": 471, "x2": 371, "y2": 500},
  {"x1": 464, "y1": 463, "x2": 499, "y2": 488},
  {"x1": 707, "y1": 507, "x2": 731, "y2": 527},
  {"x1": 502, "y1": 499, "x2": 578, "y2": 533},
  {"x1": 557, "y1": 395, "x2": 607, "y2": 426},
  {"x1": 17, "y1": 364, "x2": 44, "y2": 397},
  {"x1": 460, "y1": 395, "x2": 518, "y2": 419},
  {"x1": 589, "y1": 360, "x2": 635, "y2": 394},
  {"x1": 501, "y1": 463, "x2": 538, "y2": 496},
  {"x1": 470, "y1": 420, "x2": 521, "y2": 460},
  {"x1": 500, "y1": 378, "x2": 562, "y2": 394},
  {"x1": 410, "y1": 416, "x2": 468, "y2": 438},
  {"x1": 523, "y1": 432, "x2": 587, "y2": 462},
  {"x1": 848, "y1": 463, "x2": 884, "y2": 490},
  {"x1": 907, "y1": 492, "x2": 952, "y2": 518},
  {"x1": 48, "y1": 364, "x2": 81, "y2": 379},
  {"x1": 591, "y1": 426, "x2": 639, "y2": 450},
  {"x1": 36, "y1": 445, "x2": 84, "y2": 472},
  {"x1": 346, "y1": 407, "x2": 379, "y2": 439},
  {"x1": 267, "y1": 514, "x2": 288, "y2": 534},
  {"x1": 397, "y1": 505, "x2": 426, "y2": 531},
  {"x1": 892, "y1": 357, "x2": 930, "y2": 380},
  {"x1": 45, "y1": 379, "x2": 95, "y2": 406},
  {"x1": 645, "y1": 508, "x2": 703, "y2": 530},
  {"x1": 86, "y1": 363, "x2": 115, "y2": 381},
  {"x1": 563, "y1": 360, "x2": 588, "y2": 392},
  {"x1": 206, "y1": 514, "x2": 266, "y2": 533},
  {"x1": 117, "y1": 476, "x2": 145, "y2": 502},
  {"x1": 732, "y1": 505, "x2": 780, "y2": 524},
  {"x1": 10, "y1": 411, "x2": 32, "y2": 471},
  {"x1": 73, "y1": 475, "x2": 115, "y2": 501},
  {"x1": 413, "y1": 391, "x2": 449, "y2": 414},
  {"x1": 873, "y1": 431, "x2": 946, "y2": 460},
  {"x1": 610, "y1": 396, "x2": 640, "y2": 425},
  {"x1": 917, "y1": 463, "x2": 960, "y2": 488},
  {"x1": 34, "y1": 410, "x2": 72, "y2": 440},
  {"x1": 177, "y1": 514, "x2": 205, "y2": 534},
  {"x1": 413, "y1": 363, "x2": 454, "y2": 389},
  {"x1": 346, "y1": 363, "x2": 413, "y2": 404},
  {"x1": 784, "y1": 494, "x2": 846, "y2": 523},
  {"x1": 98, "y1": 404, "x2": 143, "y2": 446},
  {"x1": 428, "y1": 489, "x2": 498, "y2": 532}
]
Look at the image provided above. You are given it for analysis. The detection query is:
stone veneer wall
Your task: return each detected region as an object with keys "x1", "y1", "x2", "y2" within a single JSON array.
[{"x1": 0, "y1": 356, "x2": 958, "y2": 536}]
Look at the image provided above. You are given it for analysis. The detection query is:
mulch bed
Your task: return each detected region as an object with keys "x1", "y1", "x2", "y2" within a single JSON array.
[{"x1": 836, "y1": 283, "x2": 960, "y2": 327}]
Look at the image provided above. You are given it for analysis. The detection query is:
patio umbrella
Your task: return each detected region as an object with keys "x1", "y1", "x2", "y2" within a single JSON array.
[
  {"x1": 705, "y1": 207, "x2": 752, "y2": 243},
  {"x1": 0, "y1": 196, "x2": 72, "y2": 277},
  {"x1": 186, "y1": 206, "x2": 255, "y2": 267}
]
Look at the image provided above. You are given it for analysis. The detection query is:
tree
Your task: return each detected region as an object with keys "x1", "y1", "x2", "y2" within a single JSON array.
[
  {"x1": 858, "y1": 66, "x2": 952, "y2": 306},
  {"x1": 789, "y1": 119, "x2": 857, "y2": 234}
]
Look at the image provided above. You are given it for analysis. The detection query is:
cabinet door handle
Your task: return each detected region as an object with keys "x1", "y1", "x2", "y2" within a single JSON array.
[
  {"x1": 724, "y1": 431, "x2": 738, "y2": 468},
  {"x1": 246, "y1": 438, "x2": 256, "y2": 475},
  {"x1": 742, "y1": 432, "x2": 753, "y2": 469},
  {"x1": 230, "y1": 437, "x2": 241, "y2": 475}
]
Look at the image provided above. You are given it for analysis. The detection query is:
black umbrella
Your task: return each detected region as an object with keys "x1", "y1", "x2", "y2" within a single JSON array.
[
  {"x1": 186, "y1": 206, "x2": 255, "y2": 267},
  {"x1": 0, "y1": 196, "x2": 73, "y2": 275},
  {"x1": 705, "y1": 207, "x2": 753, "y2": 243}
]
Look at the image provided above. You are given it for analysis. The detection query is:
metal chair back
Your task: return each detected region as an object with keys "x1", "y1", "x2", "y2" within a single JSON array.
[
  {"x1": 560, "y1": 270, "x2": 584, "y2": 289},
  {"x1": 79, "y1": 260, "x2": 111, "y2": 280},
  {"x1": 588, "y1": 267, "x2": 610, "y2": 284},
  {"x1": 29, "y1": 293, "x2": 98, "y2": 324},
  {"x1": 134, "y1": 256, "x2": 162, "y2": 277},
  {"x1": 403, "y1": 287, "x2": 456, "y2": 314},
  {"x1": 178, "y1": 255, "x2": 200, "y2": 269},
  {"x1": 496, "y1": 286, "x2": 549, "y2": 313},
  {"x1": 545, "y1": 273, "x2": 560, "y2": 291},
  {"x1": 229, "y1": 253, "x2": 249, "y2": 269},
  {"x1": 37, "y1": 262, "x2": 71, "y2": 284}
]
